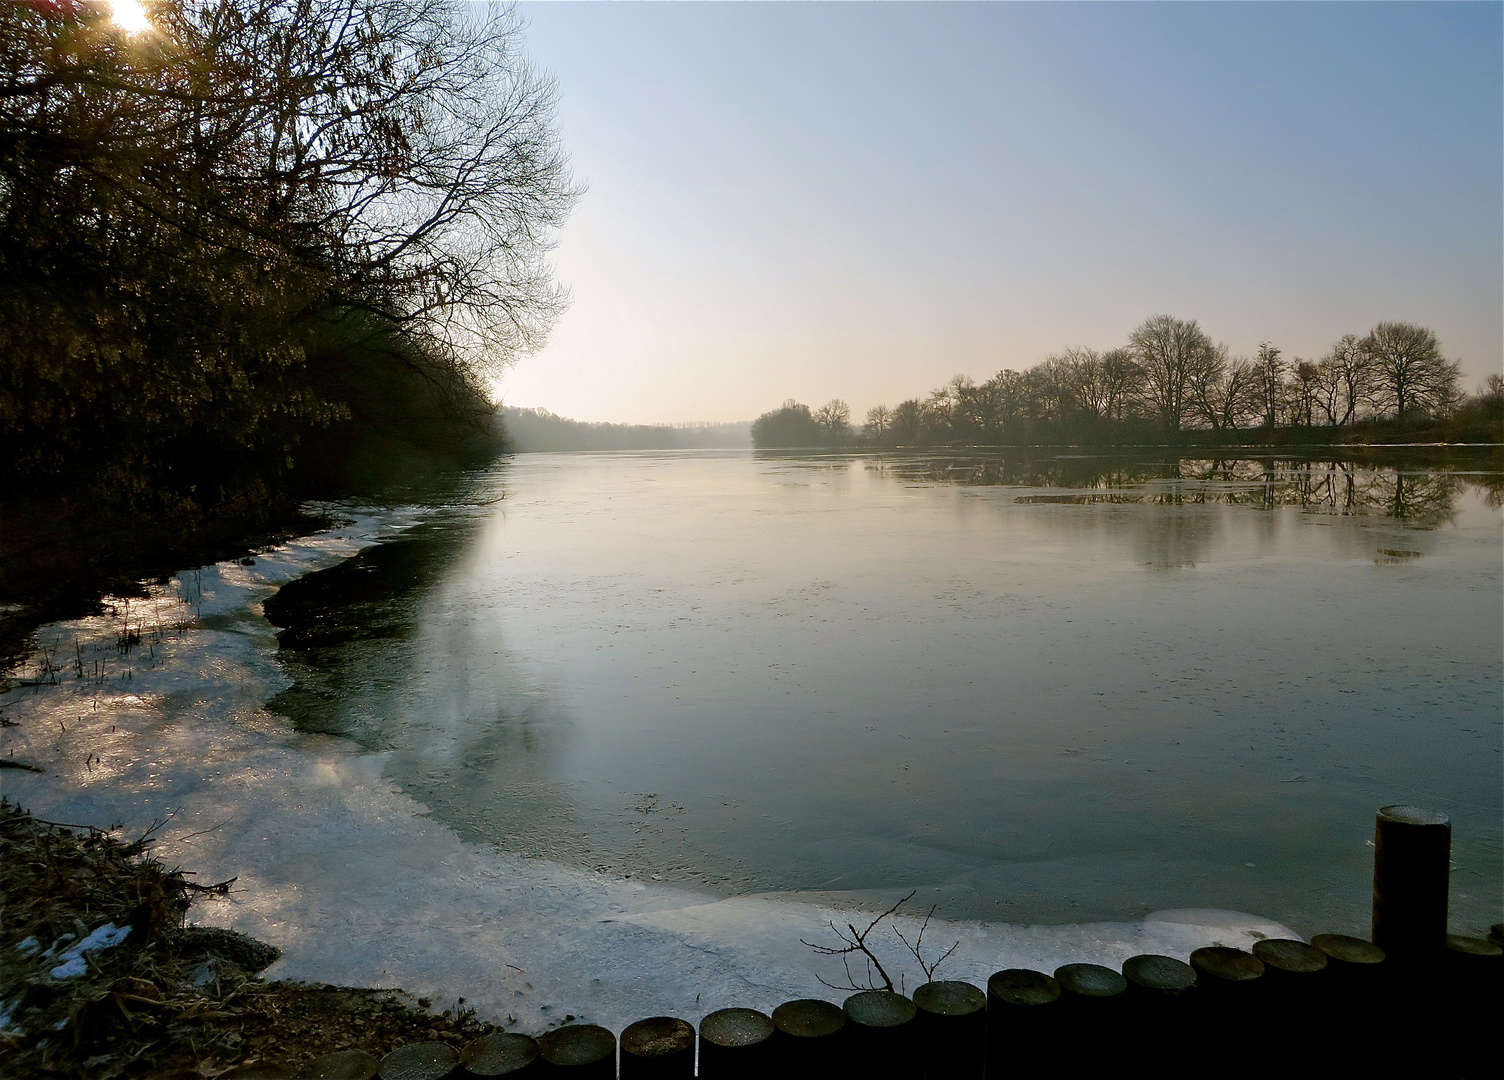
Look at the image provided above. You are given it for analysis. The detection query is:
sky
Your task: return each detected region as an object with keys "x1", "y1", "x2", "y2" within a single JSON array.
[{"x1": 499, "y1": 2, "x2": 1503, "y2": 425}]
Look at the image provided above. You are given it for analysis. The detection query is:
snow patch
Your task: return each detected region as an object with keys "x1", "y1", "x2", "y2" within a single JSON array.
[{"x1": 47, "y1": 923, "x2": 131, "y2": 979}]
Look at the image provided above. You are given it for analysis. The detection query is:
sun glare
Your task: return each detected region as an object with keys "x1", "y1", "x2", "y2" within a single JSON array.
[{"x1": 109, "y1": 1, "x2": 152, "y2": 36}]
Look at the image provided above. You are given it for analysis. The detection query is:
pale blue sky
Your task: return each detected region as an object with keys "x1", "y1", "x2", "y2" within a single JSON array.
[{"x1": 500, "y1": 1, "x2": 1502, "y2": 424}]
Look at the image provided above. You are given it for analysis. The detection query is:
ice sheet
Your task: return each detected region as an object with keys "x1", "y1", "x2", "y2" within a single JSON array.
[{"x1": 1, "y1": 507, "x2": 1294, "y2": 1030}]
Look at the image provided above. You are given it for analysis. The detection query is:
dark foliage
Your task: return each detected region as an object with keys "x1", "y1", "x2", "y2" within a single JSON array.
[
  {"x1": 0, "y1": 0, "x2": 573, "y2": 515},
  {"x1": 752, "y1": 399, "x2": 853, "y2": 448}
]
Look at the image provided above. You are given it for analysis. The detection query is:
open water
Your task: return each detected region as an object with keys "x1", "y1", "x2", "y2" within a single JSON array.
[{"x1": 266, "y1": 450, "x2": 1504, "y2": 931}]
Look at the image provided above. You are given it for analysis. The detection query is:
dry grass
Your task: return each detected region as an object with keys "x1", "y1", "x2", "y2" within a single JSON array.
[{"x1": 0, "y1": 800, "x2": 500, "y2": 1078}]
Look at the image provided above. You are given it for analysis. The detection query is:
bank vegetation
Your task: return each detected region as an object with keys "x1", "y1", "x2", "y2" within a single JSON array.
[
  {"x1": 754, "y1": 316, "x2": 1502, "y2": 449},
  {"x1": 1, "y1": 0, "x2": 575, "y2": 516}
]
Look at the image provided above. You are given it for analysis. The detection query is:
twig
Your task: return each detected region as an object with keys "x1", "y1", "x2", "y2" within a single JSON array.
[
  {"x1": 162, "y1": 816, "x2": 234, "y2": 846},
  {"x1": 16, "y1": 814, "x2": 107, "y2": 832},
  {"x1": 180, "y1": 875, "x2": 238, "y2": 895},
  {"x1": 0, "y1": 759, "x2": 46, "y2": 772},
  {"x1": 128, "y1": 811, "x2": 176, "y2": 852},
  {"x1": 893, "y1": 904, "x2": 961, "y2": 981},
  {"x1": 801, "y1": 890, "x2": 964, "y2": 992},
  {"x1": 800, "y1": 890, "x2": 917, "y2": 993}
]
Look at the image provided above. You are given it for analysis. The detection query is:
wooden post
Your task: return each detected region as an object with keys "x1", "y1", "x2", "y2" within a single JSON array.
[
  {"x1": 1250, "y1": 939, "x2": 1327, "y2": 980},
  {"x1": 1188, "y1": 946, "x2": 1264, "y2": 993},
  {"x1": 1189, "y1": 945, "x2": 1264, "y2": 1074},
  {"x1": 301, "y1": 1050, "x2": 380, "y2": 1080},
  {"x1": 1053, "y1": 962, "x2": 1127, "y2": 1008},
  {"x1": 536, "y1": 1024, "x2": 616, "y2": 1078},
  {"x1": 911, "y1": 980, "x2": 985, "y2": 1080},
  {"x1": 378, "y1": 1041, "x2": 460, "y2": 1080},
  {"x1": 1443, "y1": 935, "x2": 1502, "y2": 1079},
  {"x1": 985, "y1": 969, "x2": 1060, "y2": 1075},
  {"x1": 770, "y1": 998, "x2": 846, "y2": 1070},
  {"x1": 1309, "y1": 933, "x2": 1385, "y2": 979},
  {"x1": 1120, "y1": 954, "x2": 1197, "y2": 1053},
  {"x1": 842, "y1": 990, "x2": 918, "y2": 1074},
  {"x1": 1371, "y1": 805, "x2": 1451, "y2": 961},
  {"x1": 1052, "y1": 963, "x2": 1127, "y2": 1068},
  {"x1": 619, "y1": 1016, "x2": 695, "y2": 1079},
  {"x1": 1309, "y1": 934, "x2": 1387, "y2": 1077},
  {"x1": 1121, "y1": 954, "x2": 1196, "y2": 1005},
  {"x1": 1252, "y1": 939, "x2": 1327, "y2": 1065},
  {"x1": 460, "y1": 1032, "x2": 542, "y2": 1077},
  {"x1": 698, "y1": 1007, "x2": 774, "y2": 1079}
]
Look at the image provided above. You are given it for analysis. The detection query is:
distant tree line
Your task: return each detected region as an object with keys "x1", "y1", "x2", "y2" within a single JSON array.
[
  {"x1": 750, "y1": 399, "x2": 853, "y2": 448},
  {"x1": 1, "y1": 0, "x2": 574, "y2": 516},
  {"x1": 502, "y1": 408, "x2": 750, "y2": 452},
  {"x1": 754, "y1": 316, "x2": 1502, "y2": 448}
]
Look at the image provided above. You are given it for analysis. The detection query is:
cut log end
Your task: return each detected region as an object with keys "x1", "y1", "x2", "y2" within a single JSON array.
[
  {"x1": 1376, "y1": 805, "x2": 1450, "y2": 828},
  {"x1": 377, "y1": 1041, "x2": 458, "y2": 1080},
  {"x1": 1444, "y1": 934, "x2": 1503, "y2": 959},
  {"x1": 1122, "y1": 954, "x2": 1196, "y2": 993},
  {"x1": 843, "y1": 990, "x2": 917, "y2": 1029},
  {"x1": 1252, "y1": 939, "x2": 1329, "y2": 975},
  {"x1": 1054, "y1": 962, "x2": 1128, "y2": 999},
  {"x1": 912, "y1": 980, "x2": 986, "y2": 1017},
  {"x1": 1189, "y1": 946, "x2": 1264, "y2": 984},
  {"x1": 621, "y1": 1016, "x2": 695, "y2": 1058},
  {"x1": 771, "y1": 998, "x2": 845, "y2": 1040},
  {"x1": 699, "y1": 1007, "x2": 774, "y2": 1049},
  {"x1": 987, "y1": 968, "x2": 1061, "y2": 1007},
  {"x1": 459, "y1": 1032, "x2": 540, "y2": 1076},
  {"x1": 1310, "y1": 934, "x2": 1385, "y2": 967},
  {"x1": 537, "y1": 1024, "x2": 616, "y2": 1068}
]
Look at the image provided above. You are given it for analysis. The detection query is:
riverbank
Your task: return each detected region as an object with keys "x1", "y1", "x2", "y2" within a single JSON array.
[
  {"x1": 0, "y1": 494, "x2": 325, "y2": 681},
  {"x1": 0, "y1": 801, "x2": 505, "y2": 1079}
]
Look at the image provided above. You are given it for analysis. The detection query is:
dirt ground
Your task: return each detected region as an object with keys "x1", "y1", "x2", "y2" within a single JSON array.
[{"x1": 0, "y1": 800, "x2": 504, "y2": 1078}]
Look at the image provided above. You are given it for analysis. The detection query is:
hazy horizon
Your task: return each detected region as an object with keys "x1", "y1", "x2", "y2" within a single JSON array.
[{"x1": 499, "y1": 2, "x2": 1502, "y2": 426}]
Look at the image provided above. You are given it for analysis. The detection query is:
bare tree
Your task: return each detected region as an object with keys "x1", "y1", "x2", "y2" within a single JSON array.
[
  {"x1": 1045, "y1": 347, "x2": 1109, "y2": 423},
  {"x1": 889, "y1": 399, "x2": 925, "y2": 444},
  {"x1": 814, "y1": 399, "x2": 852, "y2": 440},
  {"x1": 1188, "y1": 351, "x2": 1260, "y2": 432},
  {"x1": 1316, "y1": 334, "x2": 1376, "y2": 427},
  {"x1": 977, "y1": 369, "x2": 1027, "y2": 438},
  {"x1": 1129, "y1": 315, "x2": 1219, "y2": 433},
  {"x1": 1253, "y1": 343, "x2": 1285, "y2": 428},
  {"x1": 1098, "y1": 347, "x2": 1144, "y2": 422},
  {"x1": 1361, "y1": 322, "x2": 1461, "y2": 422},
  {"x1": 863, "y1": 404, "x2": 891, "y2": 440},
  {"x1": 1287, "y1": 360, "x2": 1323, "y2": 427}
]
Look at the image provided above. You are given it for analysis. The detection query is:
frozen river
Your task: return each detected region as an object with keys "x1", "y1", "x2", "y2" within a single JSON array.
[{"x1": 4, "y1": 449, "x2": 1499, "y2": 1026}]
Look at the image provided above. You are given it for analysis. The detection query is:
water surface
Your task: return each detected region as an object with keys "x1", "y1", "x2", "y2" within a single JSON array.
[{"x1": 268, "y1": 450, "x2": 1503, "y2": 934}]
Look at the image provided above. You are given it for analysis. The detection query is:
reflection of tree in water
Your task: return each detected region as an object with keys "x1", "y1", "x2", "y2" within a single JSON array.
[
  {"x1": 867, "y1": 454, "x2": 1177, "y2": 491},
  {"x1": 867, "y1": 453, "x2": 1484, "y2": 525},
  {"x1": 1132, "y1": 511, "x2": 1219, "y2": 570},
  {"x1": 1471, "y1": 471, "x2": 1503, "y2": 509},
  {"x1": 264, "y1": 489, "x2": 588, "y2": 859},
  {"x1": 1174, "y1": 459, "x2": 1464, "y2": 525}
]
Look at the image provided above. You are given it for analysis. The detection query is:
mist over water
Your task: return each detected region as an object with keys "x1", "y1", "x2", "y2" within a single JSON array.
[{"x1": 268, "y1": 450, "x2": 1503, "y2": 936}]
